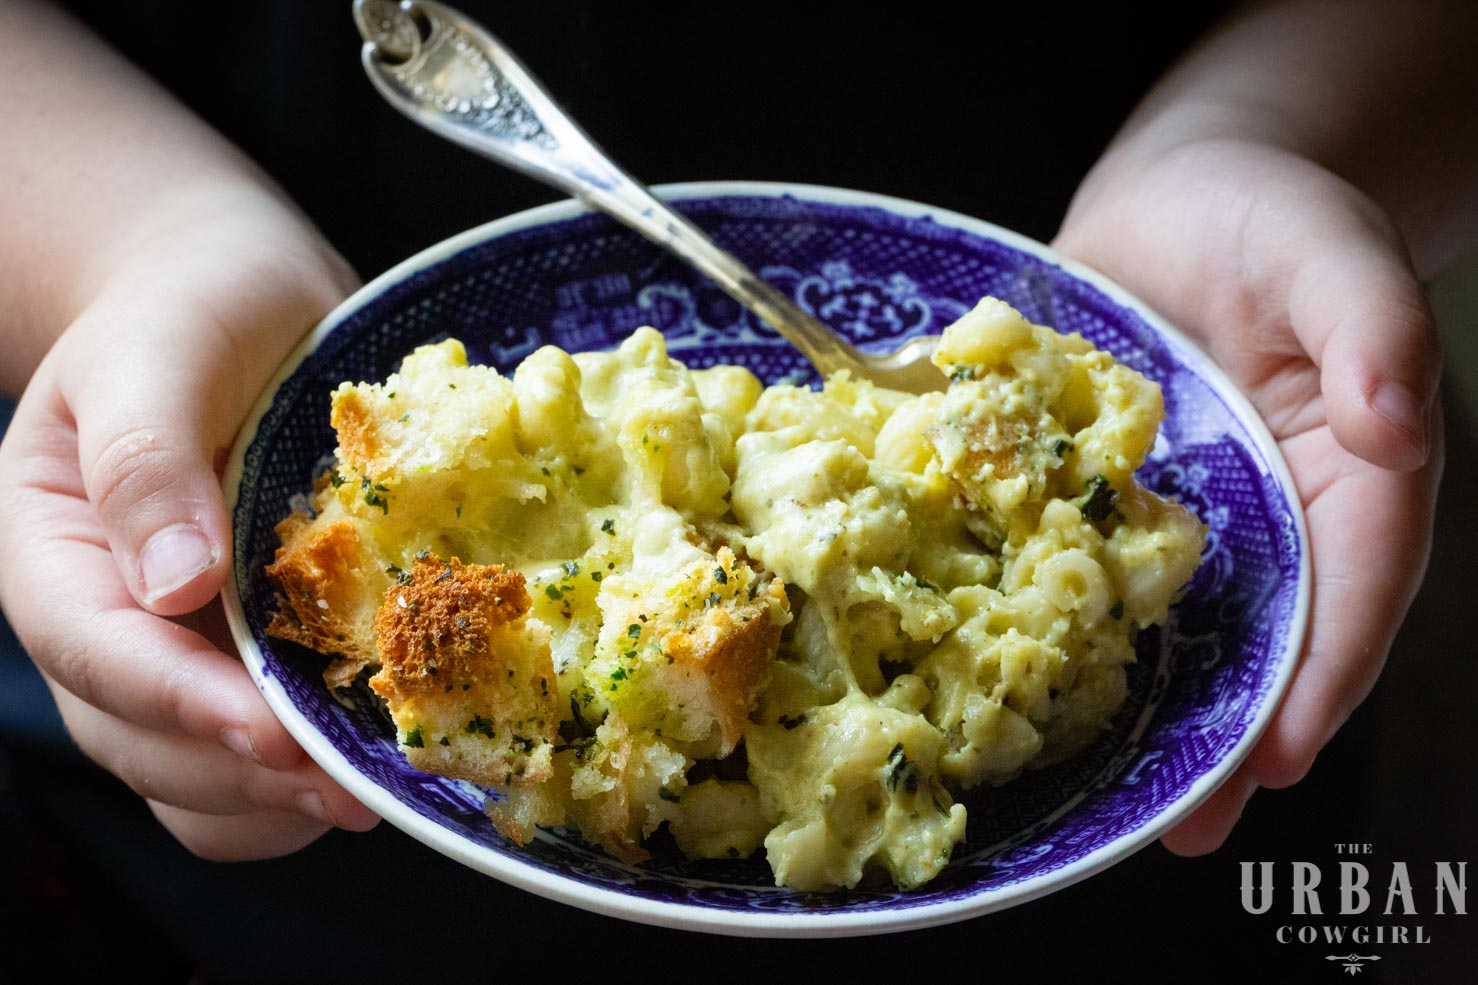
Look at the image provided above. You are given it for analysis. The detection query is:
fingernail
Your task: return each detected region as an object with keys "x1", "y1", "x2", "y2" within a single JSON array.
[
  {"x1": 1371, "y1": 382, "x2": 1427, "y2": 451},
  {"x1": 220, "y1": 726, "x2": 261, "y2": 764},
  {"x1": 141, "y1": 523, "x2": 217, "y2": 602},
  {"x1": 296, "y1": 791, "x2": 334, "y2": 826}
]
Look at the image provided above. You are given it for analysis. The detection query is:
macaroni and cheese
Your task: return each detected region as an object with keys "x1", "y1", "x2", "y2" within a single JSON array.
[{"x1": 266, "y1": 296, "x2": 1206, "y2": 891}]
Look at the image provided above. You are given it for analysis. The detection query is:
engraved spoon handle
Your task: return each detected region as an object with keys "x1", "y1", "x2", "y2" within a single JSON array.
[{"x1": 351, "y1": 0, "x2": 872, "y2": 379}]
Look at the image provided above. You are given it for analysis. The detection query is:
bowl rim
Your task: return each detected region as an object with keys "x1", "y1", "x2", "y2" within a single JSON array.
[{"x1": 222, "y1": 179, "x2": 1310, "y2": 937}]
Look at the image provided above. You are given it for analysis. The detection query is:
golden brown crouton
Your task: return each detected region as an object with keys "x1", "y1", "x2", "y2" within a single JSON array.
[
  {"x1": 265, "y1": 512, "x2": 392, "y2": 687},
  {"x1": 593, "y1": 548, "x2": 790, "y2": 758},
  {"x1": 370, "y1": 555, "x2": 560, "y2": 787},
  {"x1": 329, "y1": 388, "x2": 390, "y2": 479},
  {"x1": 563, "y1": 716, "x2": 688, "y2": 864},
  {"x1": 653, "y1": 582, "x2": 787, "y2": 754},
  {"x1": 485, "y1": 774, "x2": 567, "y2": 847},
  {"x1": 928, "y1": 404, "x2": 1048, "y2": 493}
]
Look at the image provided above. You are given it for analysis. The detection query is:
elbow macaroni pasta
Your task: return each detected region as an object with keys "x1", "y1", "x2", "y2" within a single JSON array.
[{"x1": 265, "y1": 297, "x2": 1206, "y2": 891}]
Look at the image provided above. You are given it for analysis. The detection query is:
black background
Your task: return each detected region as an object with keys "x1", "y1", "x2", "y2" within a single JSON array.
[{"x1": 1, "y1": 3, "x2": 1472, "y2": 982}]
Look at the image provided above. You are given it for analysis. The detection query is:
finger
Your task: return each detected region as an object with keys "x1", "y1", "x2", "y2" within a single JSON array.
[
  {"x1": 1247, "y1": 416, "x2": 1441, "y2": 792},
  {"x1": 6, "y1": 519, "x2": 309, "y2": 770},
  {"x1": 50, "y1": 245, "x2": 345, "y2": 619},
  {"x1": 1283, "y1": 195, "x2": 1443, "y2": 472},
  {"x1": 48, "y1": 297, "x2": 238, "y2": 616},
  {"x1": 0, "y1": 389, "x2": 311, "y2": 769},
  {"x1": 54, "y1": 693, "x2": 382, "y2": 836},
  {"x1": 1166, "y1": 414, "x2": 1439, "y2": 856},
  {"x1": 1057, "y1": 146, "x2": 1443, "y2": 471},
  {"x1": 1160, "y1": 767, "x2": 1258, "y2": 857},
  {"x1": 148, "y1": 802, "x2": 336, "y2": 863},
  {"x1": 49, "y1": 679, "x2": 379, "y2": 829}
]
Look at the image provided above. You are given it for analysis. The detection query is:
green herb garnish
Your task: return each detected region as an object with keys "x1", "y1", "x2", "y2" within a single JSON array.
[
  {"x1": 1078, "y1": 474, "x2": 1118, "y2": 522},
  {"x1": 885, "y1": 743, "x2": 919, "y2": 795},
  {"x1": 360, "y1": 477, "x2": 390, "y2": 514}
]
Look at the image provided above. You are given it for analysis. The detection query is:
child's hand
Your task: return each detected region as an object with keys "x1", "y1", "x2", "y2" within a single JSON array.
[
  {"x1": 1056, "y1": 135, "x2": 1443, "y2": 854},
  {"x1": 0, "y1": 188, "x2": 381, "y2": 860}
]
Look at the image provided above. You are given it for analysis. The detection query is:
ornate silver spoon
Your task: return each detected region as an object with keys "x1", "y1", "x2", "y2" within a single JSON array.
[{"x1": 351, "y1": 0, "x2": 943, "y2": 391}]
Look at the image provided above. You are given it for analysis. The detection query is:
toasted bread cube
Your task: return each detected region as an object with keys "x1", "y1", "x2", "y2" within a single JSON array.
[
  {"x1": 565, "y1": 716, "x2": 689, "y2": 863},
  {"x1": 589, "y1": 547, "x2": 789, "y2": 757},
  {"x1": 927, "y1": 298, "x2": 1165, "y2": 540},
  {"x1": 485, "y1": 766, "x2": 570, "y2": 847},
  {"x1": 370, "y1": 556, "x2": 559, "y2": 787},
  {"x1": 490, "y1": 716, "x2": 691, "y2": 862},
  {"x1": 331, "y1": 339, "x2": 523, "y2": 480},
  {"x1": 265, "y1": 508, "x2": 392, "y2": 688},
  {"x1": 490, "y1": 705, "x2": 747, "y2": 860},
  {"x1": 667, "y1": 778, "x2": 770, "y2": 861}
]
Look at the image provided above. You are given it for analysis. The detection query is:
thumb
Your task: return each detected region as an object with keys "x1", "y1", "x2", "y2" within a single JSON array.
[
  {"x1": 58, "y1": 303, "x2": 240, "y2": 617},
  {"x1": 1285, "y1": 198, "x2": 1443, "y2": 472}
]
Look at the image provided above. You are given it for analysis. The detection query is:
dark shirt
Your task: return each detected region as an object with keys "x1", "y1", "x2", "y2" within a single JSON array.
[{"x1": 62, "y1": 2, "x2": 1224, "y2": 276}]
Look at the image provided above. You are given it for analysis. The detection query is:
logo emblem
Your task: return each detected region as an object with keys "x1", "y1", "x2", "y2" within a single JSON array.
[{"x1": 1325, "y1": 954, "x2": 1381, "y2": 975}]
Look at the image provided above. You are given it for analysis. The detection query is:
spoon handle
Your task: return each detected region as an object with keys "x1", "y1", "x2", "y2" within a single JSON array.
[{"x1": 352, "y1": 0, "x2": 864, "y2": 377}]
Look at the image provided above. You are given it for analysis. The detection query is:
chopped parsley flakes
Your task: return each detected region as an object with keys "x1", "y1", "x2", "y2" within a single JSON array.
[{"x1": 1078, "y1": 474, "x2": 1118, "y2": 522}]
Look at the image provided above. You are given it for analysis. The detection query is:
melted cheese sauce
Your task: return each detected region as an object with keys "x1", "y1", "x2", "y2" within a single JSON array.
[{"x1": 310, "y1": 297, "x2": 1205, "y2": 890}]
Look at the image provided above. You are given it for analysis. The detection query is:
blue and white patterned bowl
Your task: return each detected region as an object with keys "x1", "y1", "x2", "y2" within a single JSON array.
[{"x1": 223, "y1": 182, "x2": 1308, "y2": 937}]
